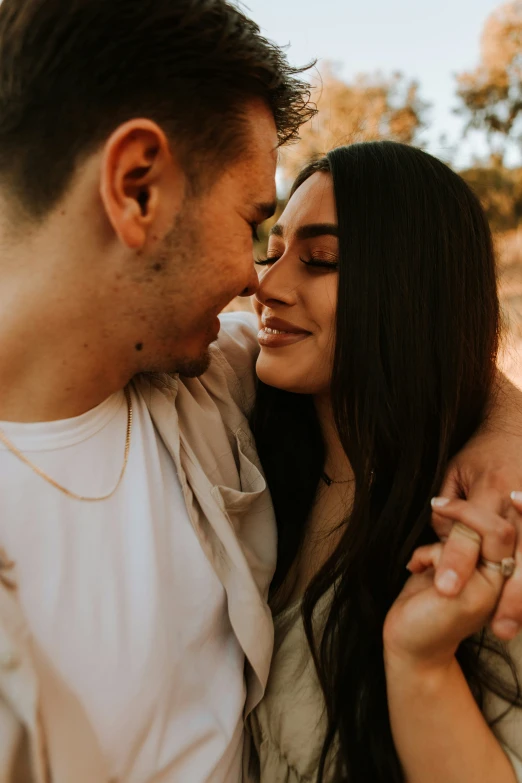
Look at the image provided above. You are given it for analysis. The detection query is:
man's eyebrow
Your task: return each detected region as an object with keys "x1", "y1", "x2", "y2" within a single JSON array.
[
  {"x1": 269, "y1": 223, "x2": 338, "y2": 240},
  {"x1": 255, "y1": 201, "x2": 277, "y2": 221}
]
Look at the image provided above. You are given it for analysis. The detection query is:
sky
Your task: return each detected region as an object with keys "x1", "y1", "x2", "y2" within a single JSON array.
[{"x1": 241, "y1": 0, "x2": 511, "y2": 168}]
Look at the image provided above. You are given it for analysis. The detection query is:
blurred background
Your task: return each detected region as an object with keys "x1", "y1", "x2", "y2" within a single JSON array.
[{"x1": 229, "y1": 0, "x2": 522, "y2": 387}]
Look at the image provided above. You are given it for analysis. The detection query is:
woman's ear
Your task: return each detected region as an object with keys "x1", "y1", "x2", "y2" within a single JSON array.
[{"x1": 99, "y1": 118, "x2": 185, "y2": 250}]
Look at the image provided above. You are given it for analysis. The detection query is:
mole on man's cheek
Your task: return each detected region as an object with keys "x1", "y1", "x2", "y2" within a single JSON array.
[{"x1": 135, "y1": 343, "x2": 143, "y2": 352}]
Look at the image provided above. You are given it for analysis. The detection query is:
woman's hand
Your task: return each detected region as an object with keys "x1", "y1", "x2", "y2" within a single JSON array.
[
  {"x1": 383, "y1": 499, "x2": 517, "y2": 668},
  {"x1": 384, "y1": 499, "x2": 520, "y2": 783},
  {"x1": 384, "y1": 542, "x2": 500, "y2": 668}
]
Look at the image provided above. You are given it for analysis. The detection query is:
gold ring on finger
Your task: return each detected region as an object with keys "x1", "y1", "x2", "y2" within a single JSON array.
[
  {"x1": 451, "y1": 521, "x2": 483, "y2": 546},
  {"x1": 479, "y1": 556, "x2": 516, "y2": 579}
]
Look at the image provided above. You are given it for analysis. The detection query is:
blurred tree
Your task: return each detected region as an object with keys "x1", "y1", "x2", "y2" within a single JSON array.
[
  {"x1": 278, "y1": 63, "x2": 429, "y2": 185},
  {"x1": 455, "y1": 1, "x2": 522, "y2": 161},
  {"x1": 460, "y1": 161, "x2": 522, "y2": 232}
]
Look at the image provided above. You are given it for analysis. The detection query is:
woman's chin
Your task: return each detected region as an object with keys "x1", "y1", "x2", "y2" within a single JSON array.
[{"x1": 255, "y1": 360, "x2": 323, "y2": 395}]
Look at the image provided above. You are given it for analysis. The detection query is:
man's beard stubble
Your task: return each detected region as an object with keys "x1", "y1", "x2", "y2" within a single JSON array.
[
  {"x1": 144, "y1": 210, "x2": 218, "y2": 379},
  {"x1": 174, "y1": 349, "x2": 212, "y2": 378}
]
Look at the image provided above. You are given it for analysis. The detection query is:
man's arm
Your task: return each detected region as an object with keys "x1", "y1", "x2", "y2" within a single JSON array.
[
  {"x1": 208, "y1": 310, "x2": 259, "y2": 415},
  {"x1": 435, "y1": 371, "x2": 522, "y2": 639}
]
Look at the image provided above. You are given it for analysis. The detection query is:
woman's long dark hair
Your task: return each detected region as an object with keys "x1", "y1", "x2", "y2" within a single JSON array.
[{"x1": 251, "y1": 141, "x2": 520, "y2": 782}]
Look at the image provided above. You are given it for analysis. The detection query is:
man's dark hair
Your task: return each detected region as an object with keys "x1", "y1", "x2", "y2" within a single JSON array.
[{"x1": 0, "y1": 0, "x2": 315, "y2": 218}]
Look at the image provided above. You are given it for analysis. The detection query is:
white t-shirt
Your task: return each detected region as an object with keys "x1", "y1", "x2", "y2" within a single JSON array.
[{"x1": 0, "y1": 387, "x2": 246, "y2": 782}]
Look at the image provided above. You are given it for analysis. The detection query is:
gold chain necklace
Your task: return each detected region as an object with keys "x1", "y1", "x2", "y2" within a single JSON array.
[{"x1": 0, "y1": 386, "x2": 133, "y2": 502}]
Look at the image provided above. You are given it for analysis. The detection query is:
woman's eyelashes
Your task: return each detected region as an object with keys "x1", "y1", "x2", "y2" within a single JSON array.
[
  {"x1": 300, "y1": 257, "x2": 339, "y2": 270},
  {"x1": 254, "y1": 255, "x2": 279, "y2": 266},
  {"x1": 255, "y1": 254, "x2": 338, "y2": 270}
]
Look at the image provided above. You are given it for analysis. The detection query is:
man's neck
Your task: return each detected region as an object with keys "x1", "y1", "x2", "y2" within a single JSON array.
[
  {"x1": 0, "y1": 329, "x2": 132, "y2": 423},
  {"x1": 0, "y1": 272, "x2": 134, "y2": 423},
  {"x1": 0, "y1": 201, "x2": 139, "y2": 422}
]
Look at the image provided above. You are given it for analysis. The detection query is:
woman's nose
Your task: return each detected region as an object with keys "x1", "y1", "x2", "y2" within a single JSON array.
[{"x1": 255, "y1": 258, "x2": 298, "y2": 308}]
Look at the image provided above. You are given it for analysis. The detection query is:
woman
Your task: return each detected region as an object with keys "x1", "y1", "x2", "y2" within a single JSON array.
[{"x1": 247, "y1": 142, "x2": 522, "y2": 782}]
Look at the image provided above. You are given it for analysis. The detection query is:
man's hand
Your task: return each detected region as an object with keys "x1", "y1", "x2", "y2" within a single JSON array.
[{"x1": 433, "y1": 373, "x2": 522, "y2": 640}]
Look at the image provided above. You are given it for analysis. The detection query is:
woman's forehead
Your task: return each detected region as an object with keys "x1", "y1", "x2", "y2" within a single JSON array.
[{"x1": 278, "y1": 172, "x2": 336, "y2": 234}]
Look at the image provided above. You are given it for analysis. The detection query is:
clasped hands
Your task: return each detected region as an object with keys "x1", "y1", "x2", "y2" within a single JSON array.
[
  {"x1": 384, "y1": 495, "x2": 521, "y2": 670},
  {"x1": 384, "y1": 442, "x2": 522, "y2": 669}
]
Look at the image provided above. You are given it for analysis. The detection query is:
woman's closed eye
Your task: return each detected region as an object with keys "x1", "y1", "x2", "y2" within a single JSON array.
[
  {"x1": 254, "y1": 254, "x2": 279, "y2": 266},
  {"x1": 255, "y1": 254, "x2": 339, "y2": 271},
  {"x1": 300, "y1": 257, "x2": 339, "y2": 271}
]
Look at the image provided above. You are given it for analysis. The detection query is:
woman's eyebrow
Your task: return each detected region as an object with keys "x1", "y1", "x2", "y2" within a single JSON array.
[{"x1": 269, "y1": 223, "x2": 338, "y2": 240}]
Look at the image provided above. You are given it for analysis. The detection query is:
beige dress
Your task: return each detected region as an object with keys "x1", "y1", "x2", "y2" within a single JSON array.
[{"x1": 247, "y1": 595, "x2": 522, "y2": 783}]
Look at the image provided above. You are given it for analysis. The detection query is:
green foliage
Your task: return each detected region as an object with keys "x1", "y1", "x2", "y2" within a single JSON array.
[
  {"x1": 455, "y1": 2, "x2": 522, "y2": 160},
  {"x1": 279, "y1": 64, "x2": 430, "y2": 186},
  {"x1": 461, "y1": 161, "x2": 522, "y2": 232}
]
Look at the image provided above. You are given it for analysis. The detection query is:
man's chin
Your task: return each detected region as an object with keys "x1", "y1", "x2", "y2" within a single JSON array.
[
  {"x1": 173, "y1": 318, "x2": 221, "y2": 377},
  {"x1": 174, "y1": 350, "x2": 211, "y2": 378}
]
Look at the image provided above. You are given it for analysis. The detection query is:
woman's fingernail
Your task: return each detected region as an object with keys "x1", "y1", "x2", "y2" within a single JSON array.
[
  {"x1": 511, "y1": 491, "x2": 522, "y2": 503},
  {"x1": 431, "y1": 496, "x2": 450, "y2": 508},
  {"x1": 436, "y1": 569, "x2": 460, "y2": 594},
  {"x1": 493, "y1": 619, "x2": 520, "y2": 639}
]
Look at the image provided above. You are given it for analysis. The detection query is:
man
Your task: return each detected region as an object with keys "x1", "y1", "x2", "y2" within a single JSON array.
[
  {"x1": 0, "y1": 1, "x2": 521, "y2": 782},
  {"x1": 0, "y1": 1, "x2": 313, "y2": 780}
]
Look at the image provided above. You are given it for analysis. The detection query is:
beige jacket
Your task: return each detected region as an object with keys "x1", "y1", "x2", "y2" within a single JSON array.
[{"x1": 0, "y1": 312, "x2": 276, "y2": 782}]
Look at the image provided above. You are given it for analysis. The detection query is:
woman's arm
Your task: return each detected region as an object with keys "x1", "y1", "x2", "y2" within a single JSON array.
[
  {"x1": 384, "y1": 499, "x2": 522, "y2": 782},
  {"x1": 385, "y1": 656, "x2": 516, "y2": 783}
]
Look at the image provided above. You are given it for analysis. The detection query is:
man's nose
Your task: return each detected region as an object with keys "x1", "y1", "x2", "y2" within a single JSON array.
[{"x1": 238, "y1": 265, "x2": 259, "y2": 298}]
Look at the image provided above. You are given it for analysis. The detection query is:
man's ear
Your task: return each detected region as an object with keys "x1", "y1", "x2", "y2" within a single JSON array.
[{"x1": 99, "y1": 119, "x2": 185, "y2": 250}]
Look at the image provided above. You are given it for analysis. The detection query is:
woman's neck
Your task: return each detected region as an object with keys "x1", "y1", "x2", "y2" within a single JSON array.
[
  {"x1": 275, "y1": 395, "x2": 355, "y2": 610},
  {"x1": 314, "y1": 393, "x2": 354, "y2": 484}
]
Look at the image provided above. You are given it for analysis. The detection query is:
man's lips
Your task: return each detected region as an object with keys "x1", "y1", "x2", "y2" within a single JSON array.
[{"x1": 258, "y1": 316, "x2": 312, "y2": 348}]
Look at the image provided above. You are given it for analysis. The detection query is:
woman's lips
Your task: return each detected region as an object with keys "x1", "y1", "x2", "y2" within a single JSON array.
[{"x1": 258, "y1": 326, "x2": 311, "y2": 347}]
